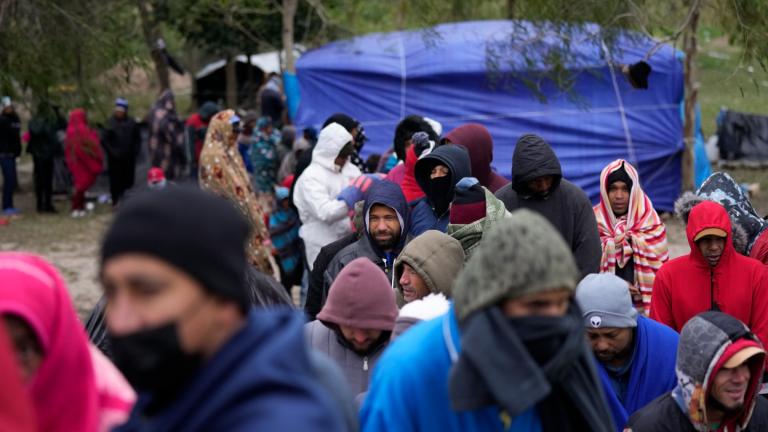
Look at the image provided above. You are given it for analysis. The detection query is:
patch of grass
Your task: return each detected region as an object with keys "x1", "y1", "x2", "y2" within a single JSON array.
[{"x1": 697, "y1": 38, "x2": 768, "y2": 137}]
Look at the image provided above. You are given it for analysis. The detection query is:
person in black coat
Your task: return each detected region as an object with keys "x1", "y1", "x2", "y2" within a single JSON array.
[
  {"x1": 495, "y1": 134, "x2": 601, "y2": 277},
  {"x1": 102, "y1": 98, "x2": 141, "y2": 206},
  {"x1": 0, "y1": 97, "x2": 21, "y2": 214},
  {"x1": 27, "y1": 102, "x2": 64, "y2": 213}
]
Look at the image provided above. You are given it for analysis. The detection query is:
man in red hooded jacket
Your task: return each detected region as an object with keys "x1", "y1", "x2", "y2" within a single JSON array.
[{"x1": 650, "y1": 200, "x2": 768, "y2": 352}]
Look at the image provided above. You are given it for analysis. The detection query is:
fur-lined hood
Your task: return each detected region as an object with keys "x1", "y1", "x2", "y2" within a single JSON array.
[{"x1": 674, "y1": 192, "x2": 749, "y2": 255}]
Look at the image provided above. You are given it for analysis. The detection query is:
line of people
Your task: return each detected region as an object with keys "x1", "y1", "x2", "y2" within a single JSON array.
[{"x1": 2, "y1": 106, "x2": 768, "y2": 431}]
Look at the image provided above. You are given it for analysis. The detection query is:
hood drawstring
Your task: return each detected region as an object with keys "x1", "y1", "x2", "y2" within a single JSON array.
[{"x1": 363, "y1": 356, "x2": 369, "y2": 371}]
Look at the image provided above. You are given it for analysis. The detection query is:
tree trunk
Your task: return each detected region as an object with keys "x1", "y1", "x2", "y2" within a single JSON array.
[
  {"x1": 507, "y1": 0, "x2": 516, "y2": 19},
  {"x1": 136, "y1": 0, "x2": 170, "y2": 91},
  {"x1": 282, "y1": 0, "x2": 298, "y2": 73},
  {"x1": 225, "y1": 54, "x2": 238, "y2": 109},
  {"x1": 681, "y1": 3, "x2": 700, "y2": 192}
]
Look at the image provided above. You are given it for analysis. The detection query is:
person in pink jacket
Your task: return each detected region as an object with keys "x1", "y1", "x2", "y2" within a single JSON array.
[{"x1": 0, "y1": 252, "x2": 135, "y2": 432}]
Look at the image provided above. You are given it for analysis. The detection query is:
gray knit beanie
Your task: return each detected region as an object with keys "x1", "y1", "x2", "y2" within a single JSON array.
[
  {"x1": 453, "y1": 209, "x2": 580, "y2": 322},
  {"x1": 575, "y1": 273, "x2": 637, "y2": 329}
]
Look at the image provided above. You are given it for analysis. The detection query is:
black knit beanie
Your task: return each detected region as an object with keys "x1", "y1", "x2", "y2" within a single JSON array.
[
  {"x1": 101, "y1": 187, "x2": 251, "y2": 311},
  {"x1": 606, "y1": 163, "x2": 633, "y2": 191}
]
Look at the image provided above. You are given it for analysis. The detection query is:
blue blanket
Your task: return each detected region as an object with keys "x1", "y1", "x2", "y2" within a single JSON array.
[{"x1": 598, "y1": 315, "x2": 679, "y2": 430}]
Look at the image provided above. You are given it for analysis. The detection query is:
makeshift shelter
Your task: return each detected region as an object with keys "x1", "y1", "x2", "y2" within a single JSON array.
[
  {"x1": 295, "y1": 20, "x2": 684, "y2": 210},
  {"x1": 195, "y1": 52, "x2": 283, "y2": 106}
]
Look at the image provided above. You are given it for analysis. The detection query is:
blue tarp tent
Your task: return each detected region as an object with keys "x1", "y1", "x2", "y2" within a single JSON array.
[{"x1": 295, "y1": 20, "x2": 684, "y2": 210}]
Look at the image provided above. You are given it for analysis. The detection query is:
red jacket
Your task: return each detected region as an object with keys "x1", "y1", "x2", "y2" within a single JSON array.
[{"x1": 651, "y1": 200, "x2": 768, "y2": 347}]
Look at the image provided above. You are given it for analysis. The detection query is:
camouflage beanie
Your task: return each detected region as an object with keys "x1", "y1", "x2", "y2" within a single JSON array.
[{"x1": 453, "y1": 209, "x2": 580, "y2": 322}]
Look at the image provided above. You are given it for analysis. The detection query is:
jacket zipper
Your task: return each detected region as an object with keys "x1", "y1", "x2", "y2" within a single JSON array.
[
  {"x1": 710, "y1": 269, "x2": 719, "y2": 311},
  {"x1": 383, "y1": 257, "x2": 396, "y2": 290},
  {"x1": 363, "y1": 356, "x2": 369, "y2": 371}
]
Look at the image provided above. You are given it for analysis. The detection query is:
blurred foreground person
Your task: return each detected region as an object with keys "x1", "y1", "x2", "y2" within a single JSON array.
[
  {"x1": 0, "y1": 322, "x2": 36, "y2": 431},
  {"x1": 362, "y1": 210, "x2": 614, "y2": 432},
  {"x1": 626, "y1": 311, "x2": 768, "y2": 431},
  {"x1": 101, "y1": 187, "x2": 344, "y2": 431},
  {"x1": 0, "y1": 252, "x2": 135, "y2": 432}
]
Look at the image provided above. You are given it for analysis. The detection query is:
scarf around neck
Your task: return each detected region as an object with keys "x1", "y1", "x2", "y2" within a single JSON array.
[{"x1": 448, "y1": 302, "x2": 614, "y2": 432}]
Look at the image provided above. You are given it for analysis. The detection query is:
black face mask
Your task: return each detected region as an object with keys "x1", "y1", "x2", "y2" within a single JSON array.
[
  {"x1": 110, "y1": 322, "x2": 202, "y2": 411},
  {"x1": 427, "y1": 175, "x2": 453, "y2": 215}
]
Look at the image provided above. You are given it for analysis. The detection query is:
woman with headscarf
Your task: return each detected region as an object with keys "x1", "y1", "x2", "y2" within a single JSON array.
[
  {"x1": 0, "y1": 252, "x2": 135, "y2": 432},
  {"x1": 199, "y1": 110, "x2": 279, "y2": 278},
  {"x1": 64, "y1": 108, "x2": 103, "y2": 218},
  {"x1": 147, "y1": 90, "x2": 184, "y2": 180}
]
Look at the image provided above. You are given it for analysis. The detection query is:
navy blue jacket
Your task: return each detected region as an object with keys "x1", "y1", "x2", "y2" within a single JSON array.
[
  {"x1": 409, "y1": 145, "x2": 471, "y2": 237},
  {"x1": 115, "y1": 308, "x2": 346, "y2": 432}
]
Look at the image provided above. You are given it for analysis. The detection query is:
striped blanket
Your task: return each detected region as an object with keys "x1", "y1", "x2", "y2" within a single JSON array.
[{"x1": 594, "y1": 159, "x2": 668, "y2": 315}]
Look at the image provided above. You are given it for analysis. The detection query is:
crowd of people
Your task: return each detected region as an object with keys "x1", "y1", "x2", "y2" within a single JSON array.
[{"x1": 2, "y1": 86, "x2": 768, "y2": 431}]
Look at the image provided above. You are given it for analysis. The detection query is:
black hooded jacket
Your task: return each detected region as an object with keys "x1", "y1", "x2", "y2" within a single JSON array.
[
  {"x1": 495, "y1": 135, "x2": 601, "y2": 277},
  {"x1": 408, "y1": 144, "x2": 472, "y2": 237}
]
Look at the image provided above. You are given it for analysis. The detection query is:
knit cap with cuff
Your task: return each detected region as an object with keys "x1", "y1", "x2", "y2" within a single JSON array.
[
  {"x1": 606, "y1": 163, "x2": 633, "y2": 190},
  {"x1": 101, "y1": 187, "x2": 251, "y2": 311},
  {"x1": 453, "y1": 209, "x2": 580, "y2": 322},
  {"x1": 449, "y1": 177, "x2": 486, "y2": 225},
  {"x1": 575, "y1": 273, "x2": 638, "y2": 329}
]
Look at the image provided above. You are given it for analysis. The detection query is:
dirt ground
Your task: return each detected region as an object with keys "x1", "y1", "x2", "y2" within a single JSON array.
[{"x1": 1, "y1": 158, "x2": 766, "y2": 320}]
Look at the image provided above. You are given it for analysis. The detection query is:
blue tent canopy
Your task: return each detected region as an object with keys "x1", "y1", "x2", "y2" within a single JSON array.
[{"x1": 295, "y1": 20, "x2": 684, "y2": 210}]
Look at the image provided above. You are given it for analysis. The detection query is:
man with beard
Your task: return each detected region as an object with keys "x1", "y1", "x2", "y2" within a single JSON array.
[
  {"x1": 323, "y1": 180, "x2": 409, "y2": 302},
  {"x1": 100, "y1": 187, "x2": 345, "y2": 431},
  {"x1": 306, "y1": 258, "x2": 398, "y2": 398},
  {"x1": 361, "y1": 210, "x2": 615, "y2": 432},
  {"x1": 650, "y1": 200, "x2": 768, "y2": 360},
  {"x1": 575, "y1": 273, "x2": 678, "y2": 429},
  {"x1": 626, "y1": 311, "x2": 768, "y2": 431},
  {"x1": 495, "y1": 134, "x2": 601, "y2": 277}
]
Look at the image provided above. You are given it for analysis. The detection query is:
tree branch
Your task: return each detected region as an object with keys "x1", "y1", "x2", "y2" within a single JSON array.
[{"x1": 642, "y1": 0, "x2": 703, "y2": 61}]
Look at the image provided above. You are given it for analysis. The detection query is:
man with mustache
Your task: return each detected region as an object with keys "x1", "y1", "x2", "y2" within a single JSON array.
[
  {"x1": 323, "y1": 181, "x2": 409, "y2": 303},
  {"x1": 576, "y1": 273, "x2": 679, "y2": 429},
  {"x1": 626, "y1": 311, "x2": 768, "y2": 431},
  {"x1": 650, "y1": 200, "x2": 768, "y2": 363}
]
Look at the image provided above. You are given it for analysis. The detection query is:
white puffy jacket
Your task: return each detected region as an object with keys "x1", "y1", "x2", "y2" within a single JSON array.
[{"x1": 294, "y1": 123, "x2": 362, "y2": 269}]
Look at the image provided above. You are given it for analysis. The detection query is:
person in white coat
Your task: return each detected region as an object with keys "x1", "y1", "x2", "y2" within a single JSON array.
[{"x1": 294, "y1": 122, "x2": 362, "y2": 270}]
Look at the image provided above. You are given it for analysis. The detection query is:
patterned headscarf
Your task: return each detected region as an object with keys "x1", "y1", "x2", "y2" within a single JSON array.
[{"x1": 199, "y1": 109, "x2": 273, "y2": 273}]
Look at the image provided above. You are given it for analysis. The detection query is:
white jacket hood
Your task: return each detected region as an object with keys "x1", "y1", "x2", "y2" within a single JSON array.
[{"x1": 312, "y1": 122, "x2": 353, "y2": 171}]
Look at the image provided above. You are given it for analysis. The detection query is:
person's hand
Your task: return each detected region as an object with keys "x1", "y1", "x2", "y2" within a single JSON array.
[
  {"x1": 337, "y1": 185, "x2": 363, "y2": 209},
  {"x1": 628, "y1": 282, "x2": 642, "y2": 302},
  {"x1": 337, "y1": 174, "x2": 383, "y2": 209},
  {"x1": 411, "y1": 131, "x2": 434, "y2": 157}
]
